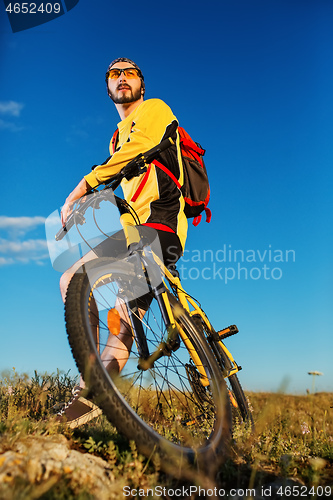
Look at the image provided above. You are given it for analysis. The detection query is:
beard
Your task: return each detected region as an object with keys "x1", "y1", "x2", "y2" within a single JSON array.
[{"x1": 109, "y1": 85, "x2": 142, "y2": 104}]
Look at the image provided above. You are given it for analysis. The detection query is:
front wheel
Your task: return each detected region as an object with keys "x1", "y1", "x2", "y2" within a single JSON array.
[{"x1": 65, "y1": 257, "x2": 231, "y2": 476}]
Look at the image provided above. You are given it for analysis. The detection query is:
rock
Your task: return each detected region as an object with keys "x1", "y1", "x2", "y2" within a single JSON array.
[{"x1": 0, "y1": 434, "x2": 118, "y2": 500}]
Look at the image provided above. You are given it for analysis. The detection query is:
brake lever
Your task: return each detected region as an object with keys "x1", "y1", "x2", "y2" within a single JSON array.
[
  {"x1": 55, "y1": 191, "x2": 98, "y2": 241},
  {"x1": 55, "y1": 211, "x2": 86, "y2": 241}
]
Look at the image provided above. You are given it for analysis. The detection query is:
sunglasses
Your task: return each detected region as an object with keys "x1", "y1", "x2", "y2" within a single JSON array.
[{"x1": 108, "y1": 68, "x2": 140, "y2": 80}]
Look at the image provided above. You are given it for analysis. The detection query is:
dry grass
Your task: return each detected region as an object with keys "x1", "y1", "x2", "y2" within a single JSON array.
[
  {"x1": 227, "y1": 392, "x2": 333, "y2": 488},
  {"x1": 0, "y1": 370, "x2": 332, "y2": 498}
]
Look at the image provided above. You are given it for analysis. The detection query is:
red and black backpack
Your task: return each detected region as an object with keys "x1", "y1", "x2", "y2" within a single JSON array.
[
  {"x1": 177, "y1": 127, "x2": 211, "y2": 226},
  {"x1": 111, "y1": 126, "x2": 211, "y2": 226}
]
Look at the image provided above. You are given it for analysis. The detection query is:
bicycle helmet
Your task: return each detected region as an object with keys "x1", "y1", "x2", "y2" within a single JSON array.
[{"x1": 105, "y1": 57, "x2": 145, "y2": 98}]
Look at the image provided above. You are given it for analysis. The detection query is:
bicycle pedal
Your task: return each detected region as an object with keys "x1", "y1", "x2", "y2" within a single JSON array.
[{"x1": 217, "y1": 324, "x2": 239, "y2": 340}]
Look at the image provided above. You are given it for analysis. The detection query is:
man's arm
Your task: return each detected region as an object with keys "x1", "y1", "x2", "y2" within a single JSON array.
[
  {"x1": 61, "y1": 178, "x2": 91, "y2": 227},
  {"x1": 84, "y1": 100, "x2": 177, "y2": 188}
]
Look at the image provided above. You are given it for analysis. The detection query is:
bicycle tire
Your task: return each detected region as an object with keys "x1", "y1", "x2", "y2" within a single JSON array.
[
  {"x1": 211, "y1": 343, "x2": 253, "y2": 429},
  {"x1": 191, "y1": 315, "x2": 253, "y2": 430},
  {"x1": 65, "y1": 257, "x2": 231, "y2": 475}
]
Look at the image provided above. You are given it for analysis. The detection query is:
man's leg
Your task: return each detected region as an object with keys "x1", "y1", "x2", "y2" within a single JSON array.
[
  {"x1": 99, "y1": 297, "x2": 151, "y2": 374},
  {"x1": 60, "y1": 253, "x2": 134, "y2": 380},
  {"x1": 57, "y1": 257, "x2": 135, "y2": 426}
]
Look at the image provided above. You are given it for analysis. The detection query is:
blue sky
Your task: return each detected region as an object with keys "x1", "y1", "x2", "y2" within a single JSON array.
[{"x1": 1, "y1": 0, "x2": 332, "y2": 393}]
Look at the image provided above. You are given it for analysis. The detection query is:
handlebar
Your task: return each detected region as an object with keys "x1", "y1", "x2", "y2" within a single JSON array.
[
  {"x1": 55, "y1": 196, "x2": 95, "y2": 241},
  {"x1": 55, "y1": 136, "x2": 174, "y2": 241}
]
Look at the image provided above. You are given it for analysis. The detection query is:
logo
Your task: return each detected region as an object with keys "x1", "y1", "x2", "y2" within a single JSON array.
[{"x1": 3, "y1": 0, "x2": 80, "y2": 33}]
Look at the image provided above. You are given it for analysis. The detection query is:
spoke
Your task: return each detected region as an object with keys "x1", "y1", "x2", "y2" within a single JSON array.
[
  {"x1": 150, "y1": 359, "x2": 170, "y2": 420},
  {"x1": 133, "y1": 373, "x2": 144, "y2": 413},
  {"x1": 152, "y1": 362, "x2": 201, "y2": 415},
  {"x1": 121, "y1": 370, "x2": 145, "y2": 400},
  {"x1": 87, "y1": 271, "x2": 218, "y2": 444}
]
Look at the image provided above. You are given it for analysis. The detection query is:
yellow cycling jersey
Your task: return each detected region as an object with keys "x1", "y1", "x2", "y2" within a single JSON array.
[{"x1": 84, "y1": 99, "x2": 188, "y2": 250}]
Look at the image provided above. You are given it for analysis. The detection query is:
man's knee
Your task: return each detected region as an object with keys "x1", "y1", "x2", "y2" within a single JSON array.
[{"x1": 59, "y1": 250, "x2": 97, "y2": 299}]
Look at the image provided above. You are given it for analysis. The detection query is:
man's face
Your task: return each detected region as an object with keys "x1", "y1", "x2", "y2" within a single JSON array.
[{"x1": 107, "y1": 61, "x2": 143, "y2": 104}]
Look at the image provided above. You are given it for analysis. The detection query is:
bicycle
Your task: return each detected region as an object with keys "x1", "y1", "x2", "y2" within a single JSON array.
[{"x1": 55, "y1": 137, "x2": 253, "y2": 476}]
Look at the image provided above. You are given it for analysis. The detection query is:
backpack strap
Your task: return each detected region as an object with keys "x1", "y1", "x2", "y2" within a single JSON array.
[
  {"x1": 193, "y1": 215, "x2": 201, "y2": 227},
  {"x1": 111, "y1": 129, "x2": 119, "y2": 154},
  {"x1": 130, "y1": 159, "x2": 181, "y2": 203},
  {"x1": 178, "y1": 127, "x2": 205, "y2": 168},
  {"x1": 130, "y1": 164, "x2": 152, "y2": 202},
  {"x1": 204, "y1": 207, "x2": 212, "y2": 223},
  {"x1": 154, "y1": 160, "x2": 211, "y2": 225},
  {"x1": 180, "y1": 137, "x2": 205, "y2": 156},
  {"x1": 193, "y1": 208, "x2": 212, "y2": 226},
  {"x1": 152, "y1": 160, "x2": 182, "y2": 189}
]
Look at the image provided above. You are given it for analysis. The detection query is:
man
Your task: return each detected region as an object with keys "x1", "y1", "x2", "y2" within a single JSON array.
[{"x1": 57, "y1": 57, "x2": 187, "y2": 426}]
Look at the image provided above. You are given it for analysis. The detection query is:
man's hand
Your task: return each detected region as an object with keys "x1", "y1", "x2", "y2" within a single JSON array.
[
  {"x1": 61, "y1": 178, "x2": 92, "y2": 228},
  {"x1": 61, "y1": 200, "x2": 74, "y2": 228}
]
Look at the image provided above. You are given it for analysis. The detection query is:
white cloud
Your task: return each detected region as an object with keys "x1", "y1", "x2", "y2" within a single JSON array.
[
  {"x1": 0, "y1": 238, "x2": 49, "y2": 266},
  {"x1": 0, "y1": 101, "x2": 24, "y2": 117},
  {"x1": 0, "y1": 216, "x2": 46, "y2": 231},
  {"x1": 0, "y1": 257, "x2": 15, "y2": 266},
  {"x1": 0, "y1": 119, "x2": 24, "y2": 132},
  {"x1": 0, "y1": 101, "x2": 25, "y2": 133},
  {"x1": 0, "y1": 216, "x2": 50, "y2": 266},
  {"x1": 0, "y1": 238, "x2": 48, "y2": 254}
]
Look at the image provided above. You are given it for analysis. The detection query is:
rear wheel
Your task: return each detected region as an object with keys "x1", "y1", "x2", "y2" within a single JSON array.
[
  {"x1": 214, "y1": 345, "x2": 253, "y2": 430},
  {"x1": 191, "y1": 316, "x2": 253, "y2": 431},
  {"x1": 65, "y1": 257, "x2": 231, "y2": 475}
]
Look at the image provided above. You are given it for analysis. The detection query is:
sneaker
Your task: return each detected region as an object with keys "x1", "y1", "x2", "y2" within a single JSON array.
[{"x1": 56, "y1": 385, "x2": 102, "y2": 428}]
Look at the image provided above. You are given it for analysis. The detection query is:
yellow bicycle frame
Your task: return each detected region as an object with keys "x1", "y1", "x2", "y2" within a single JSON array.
[
  {"x1": 119, "y1": 218, "x2": 241, "y2": 384},
  {"x1": 156, "y1": 255, "x2": 241, "y2": 383}
]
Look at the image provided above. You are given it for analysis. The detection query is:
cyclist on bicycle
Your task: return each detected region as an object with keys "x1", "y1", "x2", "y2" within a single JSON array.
[{"x1": 58, "y1": 57, "x2": 188, "y2": 426}]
